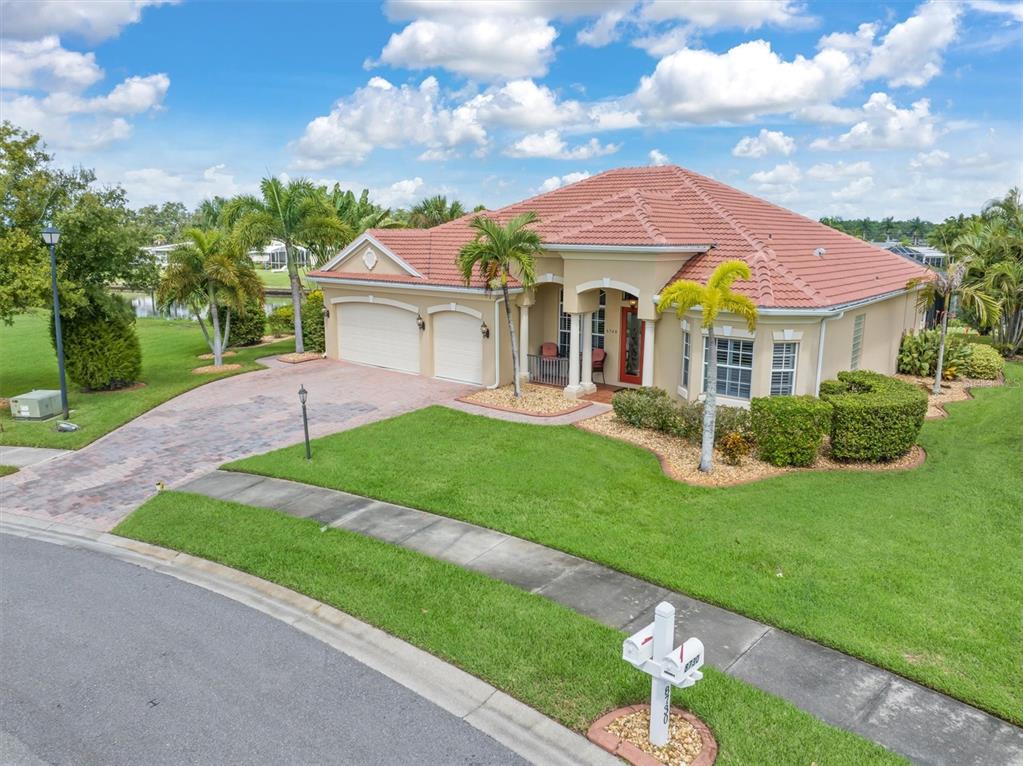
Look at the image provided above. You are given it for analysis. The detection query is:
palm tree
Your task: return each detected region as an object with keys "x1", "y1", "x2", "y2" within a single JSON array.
[
  {"x1": 193, "y1": 196, "x2": 227, "y2": 230},
  {"x1": 881, "y1": 216, "x2": 896, "y2": 242},
  {"x1": 158, "y1": 228, "x2": 263, "y2": 366},
  {"x1": 908, "y1": 217, "x2": 925, "y2": 245},
  {"x1": 907, "y1": 247, "x2": 1000, "y2": 394},
  {"x1": 226, "y1": 178, "x2": 350, "y2": 352},
  {"x1": 657, "y1": 261, "x2": 758, "y2": 473},
  {"x1": 409, "y1": 195, "x2": 466, "y2": 228},
  {"x1": 457, "y1": 213, "x2": 541, "y2": 397}
]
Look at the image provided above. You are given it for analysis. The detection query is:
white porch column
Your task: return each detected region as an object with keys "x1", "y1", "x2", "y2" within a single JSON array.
[
  {"x1": 564, "y1": 312, "x2": 582, "y2": 398},
  {"x1": 518, "y1": 304, "x2": 530, "y2": 382},
  {"x1": 581, "y1": 311, "x2": 596, "y2": 393},
  {"x1": 641, "y1": 320, "x2": 656, "y2": 387}
]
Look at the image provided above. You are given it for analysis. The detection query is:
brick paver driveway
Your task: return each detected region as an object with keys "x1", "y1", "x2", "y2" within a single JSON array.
[{"x1": 0, "y1": 358, "x2": 471, "y2": 530}]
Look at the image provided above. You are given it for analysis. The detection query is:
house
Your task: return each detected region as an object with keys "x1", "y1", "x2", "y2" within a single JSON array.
[
  {"x1": 876, "y1": 242, "x2": 948, "y2": 269},
  {"x1": 142, "y1": 239, "x2": 311, "y2": 271},
  {"x1": 307, "y1": 166, "x2": 930, "y2": 405}
]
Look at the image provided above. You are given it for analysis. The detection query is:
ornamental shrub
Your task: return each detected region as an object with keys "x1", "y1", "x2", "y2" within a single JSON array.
[
  {"x1": 301, "y1": 290, "x2": 326, "y2": 353},
  {"x1": 964, "y1": 343, "x2": 1004, "y2": 379},
  {"x1": 675, "y1": 400, "x2": 752, "y2": 444},
  {"x1": 215, "y1": 299, "x2": 265, "y2": 347},
  {"x1": 897, "y1": 330, "x2": 972, "y2": 379},
  {"x1": 819, "y1": 370, "x2": 927, "y2": 462},
  {"x1": 611, "y1": 387, "x2": 679, "y2": 432},
  {"x1": 751, "y1": 396, "x2": 832, "y2": 467},
  {"x1": 718, "y1": 431, "x2": 752, "y2": 465},
  {"x1": 52, "y1": 292, "x2": 141, "y2": 391},
  {"x1": 267, "y1": 304, "x2": 294, "y2": 336}
]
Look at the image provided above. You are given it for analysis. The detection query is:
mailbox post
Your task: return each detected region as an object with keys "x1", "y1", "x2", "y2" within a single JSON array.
[{"x1": 622, "y1": 601, "x2": 704, "y2": 747}]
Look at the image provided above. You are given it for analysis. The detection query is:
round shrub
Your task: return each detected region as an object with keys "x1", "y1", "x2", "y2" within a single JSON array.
[
  {"x1": 216, "y1": 300, "x2": 265, "y2": 347},
  {"x1": 718, "y1": 431, "x2": 752, "y2": 465},
  {"x1": 267, "y1": 304, "x2": 294, "y2": 336},
  {"x1": 751, "y1": 396, "x2": 832, "y2": 467},
  {"x1": 53, "y1": 293, "x2": 141, "y2": 391},
  {"x1": 301, "y1": 290, "x2": 326, "y2": 353},
  {"x1": 964, "y1": 343, "x2": 1004, "y2": 379},
  {"x1": 611, "y1": 387, "x2": 679, "y2": 431},
  {"x1": 675, "y1": 400, "x2": 752, "y2": 444},
  {"x1": 819, "y1": 371, "x2": 927, "y2": 462}
]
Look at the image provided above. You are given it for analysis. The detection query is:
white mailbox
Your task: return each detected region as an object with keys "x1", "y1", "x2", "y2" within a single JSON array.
[{"x1": 620, "y1": 602, "x2": 705, "y2": 748}]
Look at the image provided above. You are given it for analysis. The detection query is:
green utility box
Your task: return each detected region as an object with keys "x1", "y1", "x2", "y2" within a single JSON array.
[{"x1": 9, "y1": 390, "x2": 63, "y2": 420}]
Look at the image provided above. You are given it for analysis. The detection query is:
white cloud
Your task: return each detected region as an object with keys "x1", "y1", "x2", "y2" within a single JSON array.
[
  {"x1": 795, "y1": 103, "x2": 863, "y2": 124},
  {"x1": 1, "y1": 0, "x2": 175, "y2": 44},
  {"x1": 642, "y1": 0, "x2": 810, "y2": 29},
  {"x1": 577, "y1": 10, "x2": 627, "y2": 47},
  {"x1": 376, "y1": 16, "x2": 557, "y2": 80},
  {"x1": 631, "y1": 25, "x2": 691, "y2": 57},
  {"x1": 968, "y1": 1, "x2": 1023, "y2": 22},
  {"x1": 831, "y1": 176, "x2": 875, "y2": 200},
  {"x1": 909, "y1": 149, "x2": 951, "y2": 169},
  {"x1": 121, "y1": 164, "x2": 246, "y2": 208},
  {"x1": 732, "y1": 128, "x2": 796, "y2": 158},
  {"x1": 538, "y1": 171, "x2": 591, "y2": 192},
  {"x1": 505, "y1": 130, "x2": 619, "y2": 159},
  {"x1": 864, "y1": 1, "x2": 961, "y2": 87},
  {"x1": 371, "y1": 177, "x2": 425, "y2": 207},
  {"x1": 633, "y1": 41, "x2": 858, "y2": 123},
  {"x1": 291, "y1": 77, "x2": 487, "y2": 169},
  {"x1": 586, "y1": 104, "x2": 643, "y2": 131},
  {"x1": 466, "y1": 79, "x2": 584, "y2": 130},
  {"x1": 749, "y1": 162, "x2": 802, "y2": 187},
  {"x1": 0, "y1": 36, "x2": 103, "y2": 91},
  {"x1": 806, "y1": 160, "x2": 873, "y2": 179},
  {"x1": 811, "y1": 92, "x2": 938, "y2": 150},
  {"x1": 817, "y1": 22, "x2": 878, "y2": 55},
  {"x1": 648, "y1": 149, "x2": 670, "y2": 166}
]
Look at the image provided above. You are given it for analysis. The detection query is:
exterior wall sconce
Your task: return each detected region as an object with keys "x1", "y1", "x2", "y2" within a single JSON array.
[
  {"x1": 480, "y1": 321, "x2": 490, "y2": 339},
  {"x1": 322, "y1": 306, "x2": 330, "y2": 318},
  {"x1": 417, "y1": 314, "x2": 426, "y2": 331}
]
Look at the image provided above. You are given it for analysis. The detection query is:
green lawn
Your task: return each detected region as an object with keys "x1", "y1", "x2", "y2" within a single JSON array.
[
  {"x1": 0, "y1": 465, "x2": 18, "y2": 477},
  {"x1": 115, "y1": 493, "x2": 904, "y2": 765},
  {"x1": 229, "y1": 363, "x2": 1023, "y2": 724},
  {"x1": 0, "y1": 312, "x2": 294, "y2": 449},
  {"x1": 257, "y1": 269, "x2": 313, "y2": 290}
]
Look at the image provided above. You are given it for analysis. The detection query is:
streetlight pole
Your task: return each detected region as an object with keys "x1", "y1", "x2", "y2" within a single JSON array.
[
  {"x1": 42, "y1": 226, "x2": 69, "y2": 420},
  {"x1": 298, "y1": 385, "x2": 311, "y2": 460}
]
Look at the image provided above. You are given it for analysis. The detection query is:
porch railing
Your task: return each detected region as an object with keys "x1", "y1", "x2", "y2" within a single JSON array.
[{"x1": 527, "y1": 354, "x2": 569, "y2": 386}]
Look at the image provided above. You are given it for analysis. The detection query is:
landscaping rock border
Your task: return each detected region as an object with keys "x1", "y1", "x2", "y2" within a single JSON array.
[
  {"x1": 587, "y1": 705, "x2": 717, "y2": 766},
  {"x1": 277, "y1": 352, "x2": 323, "y2": 364},
  {"x1": 460, "y1": 383, "x2": 593, "y2": 417}
]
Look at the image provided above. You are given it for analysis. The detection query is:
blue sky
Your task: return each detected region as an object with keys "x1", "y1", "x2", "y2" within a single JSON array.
[{"x1": 2, "y1": 0, "x2": 1021, "y2": 221}]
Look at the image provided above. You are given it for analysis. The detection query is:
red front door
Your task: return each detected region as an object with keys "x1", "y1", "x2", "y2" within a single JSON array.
[{"x1": 619, "y1": 306, "x2": 644, "y2": 384}]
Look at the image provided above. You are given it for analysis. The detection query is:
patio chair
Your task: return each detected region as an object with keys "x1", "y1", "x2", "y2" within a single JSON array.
[
  {"x1": 541, "y1": 342, "x2": 558, "y2": 358},
  {"x1": 592, "y1": 347, "x2": 607, "y2": 384}
]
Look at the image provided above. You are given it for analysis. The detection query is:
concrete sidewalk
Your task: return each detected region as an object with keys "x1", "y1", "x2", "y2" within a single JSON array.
[
  {"x1": 0, "y1": 445, "x2": 71, "y2": 468},
  {"x1": 179, "y1": 470, "x2": 1023, "y2": 766}
]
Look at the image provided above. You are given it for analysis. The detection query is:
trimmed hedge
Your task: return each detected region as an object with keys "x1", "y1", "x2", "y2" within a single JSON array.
[
  {"x1": 53, "y1": 292, "x2": 141, "y2": 391},
  {"x1": 217, "y1": 300, "x2": 265, "y2": 347},
  {"x1": 751, "y1": 396, "x2": 832, "y2": 467},
  {"x1": 964, "y1": 343, "x2": 1004, "y2": 379},
  {"x1": 302, "y1": 290, "x2": 326, "y2": 353},
  {"x1": 267, "y1": 304, "x2": 294, "y2": 336},
  {"x1": 611, "y1": 388, "x2": 751, "y2": 446},
  {"x1": 819, "y1": 371, "x2": 927, "y2": 462}
]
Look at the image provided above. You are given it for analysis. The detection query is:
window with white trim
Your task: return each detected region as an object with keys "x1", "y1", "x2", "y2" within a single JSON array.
[
  {"x1": 591, "y1": 290, "x2": 606, "y2": 349},
  {"x1": 680, "y1": 331, "x2": 691, "y2": 388},
  {"x1": 703, "y1": 336, "x2": 754, "y2": 399},
  {"x1": 770, "y1": 342, "x2": 798, "y2": 396},
  {"x1": 850, "y1": 314, "x2": 866, "y2": 370},
  {"x1": 560, "y1": 288, "x2": 605, "y2": 354}
]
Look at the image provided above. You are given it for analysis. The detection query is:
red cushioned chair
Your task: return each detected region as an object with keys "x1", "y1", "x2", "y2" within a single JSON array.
[
  {"x1": 541, "y1": 342, "x2": 558, "y2": 358},
  {"x1": 592, "y1": 347, "x2": 607, "y2": 384}
]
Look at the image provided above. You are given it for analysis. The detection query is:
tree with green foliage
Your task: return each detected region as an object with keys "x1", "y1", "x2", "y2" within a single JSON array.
[
  {"x1": 658, "y1": 261, "x2": 758, "y2": 473},
  {"x1": 408, "y1": 195, "x2": 466, "y2": 228},
  {"x1": 132, "y1": 201, "x2": 191, "y2": 244},
  {"x1": 55, "y1": 291, "x2": 142, "y2": 391},
  {"x1": 457, "y1": 212, "x2": 541, "y2": 397},
  {"x1": 305, "y1": 184, "x2": 403, "y2": 266},
  {"x1": 158, "y1": 228, "x2": 264, "y2": 366},
  {"x1": 226, "y1": 178, "x2": 350, "y2": 353}
]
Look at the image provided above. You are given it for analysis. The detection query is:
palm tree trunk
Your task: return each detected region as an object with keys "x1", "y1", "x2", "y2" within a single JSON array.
[
  {"x1": 222, "y1": 308, "x2": 232, "y2": 350},
  {"x1": 500, "y1": 277, "x2": 521, "y2": 397},
  {"x1": 286, "y1": 240, "x2": 305, "y2": 353},
  {"x1": 700, "y1": 328, "x2": 717, "y2": 473},
  {"x1": 933, "y1": 307, "x2": 948, "y2": 395},
  {"x1": 209, "y1": 294, "x2": 223, "y2": 367}
]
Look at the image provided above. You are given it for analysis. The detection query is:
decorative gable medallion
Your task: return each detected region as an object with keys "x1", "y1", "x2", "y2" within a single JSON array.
[{"x1": 362, "y1": 248, "x2": 378, "y2": 271}]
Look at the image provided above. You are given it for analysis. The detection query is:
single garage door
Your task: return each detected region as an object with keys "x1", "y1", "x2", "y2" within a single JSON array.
[
  {"x1": 433, "y1": 312, "x2": 483, "y2": 384},
  {"x1": 339, "y1": 302, "x2": 420, "y2": 374}
]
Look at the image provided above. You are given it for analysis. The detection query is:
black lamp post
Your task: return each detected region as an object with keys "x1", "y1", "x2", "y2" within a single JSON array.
[
  {"x1": 298, "y1": 384, "x2": 311, "y2": 460},
  {"x1": 42, "y1": 226, "x2": 69, "y2": 420}
]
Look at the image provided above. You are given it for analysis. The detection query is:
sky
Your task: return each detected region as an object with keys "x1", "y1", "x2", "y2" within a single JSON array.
[{"x1": 2, "y1": 0, "x2": 1021, "y2": 221}]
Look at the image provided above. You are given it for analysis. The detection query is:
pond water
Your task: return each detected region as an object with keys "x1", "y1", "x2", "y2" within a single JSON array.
[{"x1": 122, "y1": 292, "x2": 292, "y2": 319}]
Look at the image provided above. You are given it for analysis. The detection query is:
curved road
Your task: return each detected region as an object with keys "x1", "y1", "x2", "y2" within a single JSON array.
[{"x1": 0, "y1": 535, "x2": 525, "y2": 765}]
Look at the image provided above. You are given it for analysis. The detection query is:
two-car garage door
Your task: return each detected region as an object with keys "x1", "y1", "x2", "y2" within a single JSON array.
[
  {"x1": 338, "y1": 303, "x2": 421, "y2": 374},
  {"x1": 337, "y1": 302, "x2": 483, "y2": 385}
]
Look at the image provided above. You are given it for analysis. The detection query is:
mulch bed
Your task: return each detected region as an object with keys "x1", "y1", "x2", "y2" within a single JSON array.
[
  {"x1": 588, "y1": 705, "x2": 716, "y2": 766},
  {"x1": 460, "y1": 383, "x2": 591, "y2": 417},
  {"x1": 197, "y1": 350, "x2": 237, "y2": 360},
  {"x1": 277, "y1": 352, "x2": 323, "y2": 364},
  {"x1": 192, "y1": 363, "x2": 242, "y2": 374},
  {"x1": 894, "y1": 373, "x2": 1005, "y2": 419}
]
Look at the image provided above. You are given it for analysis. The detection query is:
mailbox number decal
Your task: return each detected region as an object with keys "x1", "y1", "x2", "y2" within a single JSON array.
[
  {"x1": 684, "y1": 654, "x2": 701, "y2": 673},
  {"x1": 661, "y1": 684, "x2": 671, "y2": 724}
]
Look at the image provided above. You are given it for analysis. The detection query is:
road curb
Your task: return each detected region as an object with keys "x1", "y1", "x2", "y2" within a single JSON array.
[{"x1": 0, "y1": 512, "x2": 620, "y2": 766}]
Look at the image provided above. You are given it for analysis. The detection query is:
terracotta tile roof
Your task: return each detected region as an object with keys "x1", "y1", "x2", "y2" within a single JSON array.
[{"x1": 309, "y1": 165, "x2": 931, "y2": 308}]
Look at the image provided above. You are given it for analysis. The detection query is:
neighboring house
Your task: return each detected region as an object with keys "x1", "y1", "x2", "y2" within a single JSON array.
[
  {"x1": 874, "y1": 241, "x2": 948, "y2": 269},
  {"x1": 142, "y1": 242, "x2": 180, "y2": 266},
  {"x1": 307, "y1": 166, "x2": 930, "y2": 404},
  {"x1": 145, "y1": 240, "x2": 311, "y2": 271}
]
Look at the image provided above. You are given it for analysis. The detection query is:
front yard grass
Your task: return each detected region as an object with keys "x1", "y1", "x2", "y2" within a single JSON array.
[
  {"x1": 0, "y1": 465, "x2": 18, "y2": 477},
  {"x1": 114, "y1": 492, "x2": 904, "y2": 765},
  {"x1": 0, "y1": 312, "x2": 294, "y2": 449},
  {"x1": 228, "y1": 363, "x2": 1023, "y2": 724}
]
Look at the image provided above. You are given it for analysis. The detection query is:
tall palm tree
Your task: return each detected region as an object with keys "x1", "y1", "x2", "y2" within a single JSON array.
[
  {"x1": 226, "y1": 178, "x2": 350, "y2": 352},
  {"x1": 881, "y1": 216, "x2": 896, "y2": 242},
  {"x1": 457, "y1": 213, "x2": 541, "y2": 397},
  {"x1": 658, "y1": 261, "x2": 758, "y2": 473},
  {"x1": 193, "y1": 196, "x2": 227, "y2": 230},
  {"x1": 409, "y1": 195, "x2": 466, "y2": 228},
  {"x1": 158, "y1": 228, "x2": 263, "y2": 366},
  {"x1": 907, "y1": 248, "x2": 1000, "y2": 394}
]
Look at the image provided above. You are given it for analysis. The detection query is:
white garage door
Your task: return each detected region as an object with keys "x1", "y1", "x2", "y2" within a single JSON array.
[
  {"x1": 339, "y1": 302, "x2": 420, "y2": 374},
  {"x1": 433, "y1": 312, "x2": 483, "y2": 385}
]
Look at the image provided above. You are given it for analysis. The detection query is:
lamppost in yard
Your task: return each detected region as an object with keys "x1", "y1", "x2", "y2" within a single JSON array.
[
  {"x1": 42, "y1": 226, "x2": 69, "y2": 420},
  {"x1": 298, "y1": 384, "x2": 311, "y2": 460}
]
